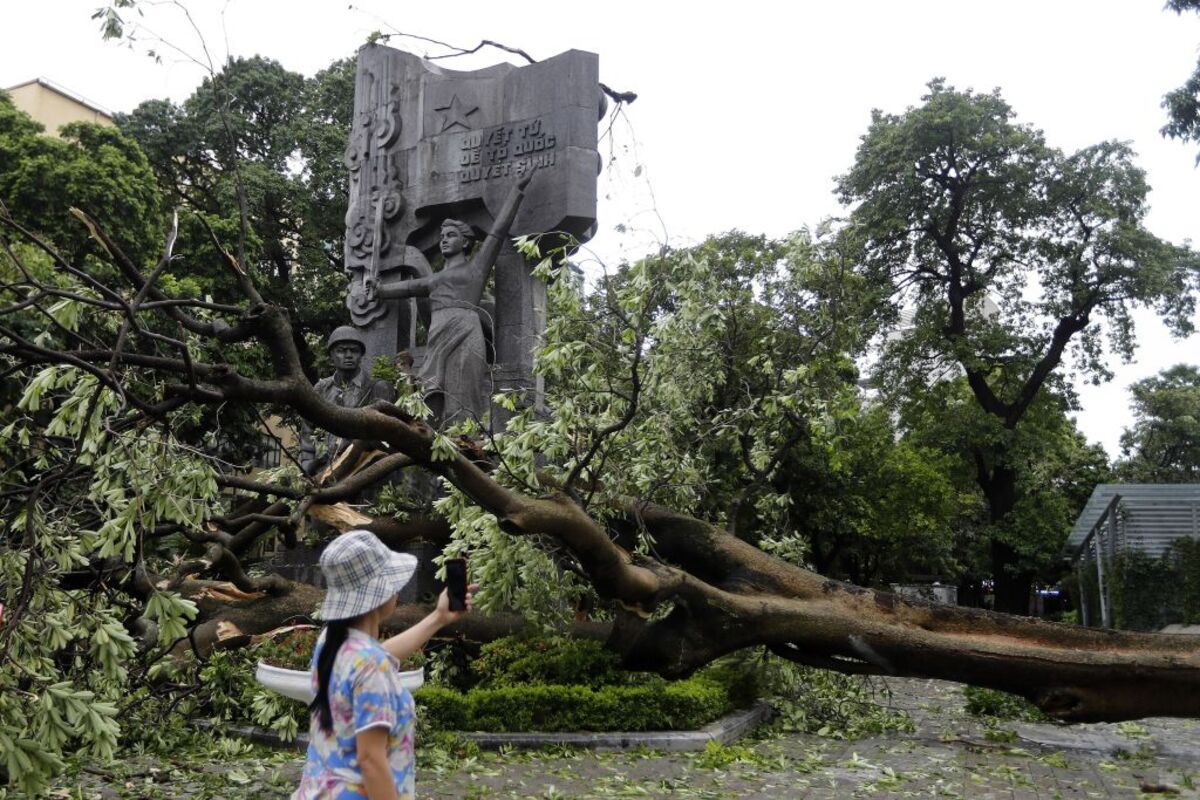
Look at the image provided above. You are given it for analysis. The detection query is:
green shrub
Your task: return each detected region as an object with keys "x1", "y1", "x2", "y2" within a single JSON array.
[
  {"x1": 470, "y1": 635, "x2": 626, "y2": 689},
  {"x1": 415, "y1": 676, "x2": 731, "y2": 732},
  {"x1": 1075, "y1": 539, "x2": 1200, "y2": 631},
  {"x1": 408, "y1": 634, "x2": 750, "y2": 732},
  {"x1": 413, "y1": 686, "x2": 469, "y2": 730},
  {"x1": 695, "y1": 661, "x2": 760, "y2": 709},
  {"x1": 962, "y1": 686, "x2": 1049, "y2": 722},
  {"x1": 1112, "y1": 550, "x2": 1182, "y2": 631},
  {"x1": 659, "y1": 678, "x2": 730, "y2": 730}
]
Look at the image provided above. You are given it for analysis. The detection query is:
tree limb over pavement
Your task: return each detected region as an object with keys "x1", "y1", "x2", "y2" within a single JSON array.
[{"x1": 2, "y1": 210, "x2": 1198, "y2": 724}]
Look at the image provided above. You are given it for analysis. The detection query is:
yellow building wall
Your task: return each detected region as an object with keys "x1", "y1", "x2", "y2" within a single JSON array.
[{"x1": 7, "y1": 81, "x2": 114, "y2": 137}]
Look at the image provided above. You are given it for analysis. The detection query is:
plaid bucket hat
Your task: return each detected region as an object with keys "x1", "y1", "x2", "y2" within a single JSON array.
[{"x1": 319, "y1": 530, "x2": 418, "y2": 621}]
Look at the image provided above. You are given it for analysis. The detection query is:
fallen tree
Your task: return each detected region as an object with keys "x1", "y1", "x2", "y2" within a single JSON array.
[{"x1": 1, "y1": 206, "x2": 1197, "y2": 741}]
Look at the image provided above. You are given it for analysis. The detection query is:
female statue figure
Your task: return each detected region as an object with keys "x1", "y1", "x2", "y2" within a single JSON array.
[{"x1": 370, "y1": 175, "x2": 531, "y2": 425}]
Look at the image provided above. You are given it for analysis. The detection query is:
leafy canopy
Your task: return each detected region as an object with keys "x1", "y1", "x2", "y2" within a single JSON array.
[
  {"x1": 835, "y1": 79, "x2": 1194, "y2": 607},
  {"x1": 1117, "y1": 363, "x2": 1200, "y2": 483},
  {"x1": 0, "y1": 92, "x2": 162, "y2": 264}
]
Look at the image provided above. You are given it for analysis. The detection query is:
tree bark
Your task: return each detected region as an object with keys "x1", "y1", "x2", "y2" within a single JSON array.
[
  {"x1": 600, "y1": 503, "x2": 1200, "y2": 722},
  {"x1": 187, "y1": 586, "x2": 609, "y2": 657},
  {"x1": 977, "y1": 460, "x2": 1035, "y2": 615}
]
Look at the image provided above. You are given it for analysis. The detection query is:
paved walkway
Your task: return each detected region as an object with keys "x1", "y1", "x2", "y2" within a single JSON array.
[{"x1": 58, "y1": 678, "x2": 1200, "y2": 798}]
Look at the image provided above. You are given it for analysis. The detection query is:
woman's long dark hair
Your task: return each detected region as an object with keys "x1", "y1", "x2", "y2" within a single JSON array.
[{"x1": 310, "y1": 620, "x2": 352, "y2": 733}]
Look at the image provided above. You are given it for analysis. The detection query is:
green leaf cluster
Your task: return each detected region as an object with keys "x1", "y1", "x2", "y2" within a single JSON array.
[
  {"x1": 115, "y1": 55, "x2": 357, "y2": 355},
  {"x1": 962, "y1": 685, "x2": 1050, "y2": 722},
  {"x1": 1, "y1": 352, "x2": 222, "y2": 791},
  {"x1": 0, "y1": 92, "x2": 163, "y2": 265},
  {"x1": 755, "y1": 654, "x2": 913, "y2": 740},
  {"x1": 1116, "y1": 364, "x2": 1200, "y2": 483}
]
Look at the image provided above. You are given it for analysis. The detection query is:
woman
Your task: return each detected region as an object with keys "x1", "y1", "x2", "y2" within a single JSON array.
[
  {"x1": 292, "y1": 530, "x2": 474, "y2": 799},
  {"x1": 371, "y1": 175, "x2": 531, "y2": 425}
]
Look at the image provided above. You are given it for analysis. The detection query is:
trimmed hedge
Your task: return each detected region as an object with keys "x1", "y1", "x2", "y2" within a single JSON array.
[
  {"x1": 469, "y1": 635, "x2": 626, "y2": 689},
  {"x1": 414, "y1": 675, "x2": 731, "y2": 732},
  {"x1": 409, "y1": 634, "x2": 754, "y2": 732}
]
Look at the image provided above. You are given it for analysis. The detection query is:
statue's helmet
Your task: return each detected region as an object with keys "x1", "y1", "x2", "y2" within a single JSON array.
[{"x1": 326, "y1": 325, "x2": 366, "y2": 353}]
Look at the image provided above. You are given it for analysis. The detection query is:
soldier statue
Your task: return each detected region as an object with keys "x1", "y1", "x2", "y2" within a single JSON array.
[{"x1": 299, "y1": 325, "x2": 396, "y2": 477}]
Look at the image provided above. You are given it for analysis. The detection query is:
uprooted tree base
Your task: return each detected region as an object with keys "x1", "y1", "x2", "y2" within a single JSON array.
[{"x1": 2, "y1": 210, "x2": 1199, "y2": 725}]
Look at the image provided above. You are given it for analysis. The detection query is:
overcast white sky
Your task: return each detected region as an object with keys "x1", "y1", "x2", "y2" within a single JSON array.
[{"x1": 3, "y1": 0, "x2": 1198, "y2": 457}]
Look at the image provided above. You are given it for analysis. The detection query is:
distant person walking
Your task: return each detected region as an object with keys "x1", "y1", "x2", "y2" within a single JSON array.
[{"x1": 292, "y1": 530, "x2": 474, "y2": 799}]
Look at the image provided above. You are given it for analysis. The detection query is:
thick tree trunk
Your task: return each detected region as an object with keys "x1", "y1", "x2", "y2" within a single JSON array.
[
  {"x1": 978, "y1": 461, "x2": 1035, "y2": 615},
  {"x1": 991, "y1": 538, "x2": 1034, "y2": 615},
  {"x1": 600, "y1": 503, "x2": 1200, "y2": 722}
]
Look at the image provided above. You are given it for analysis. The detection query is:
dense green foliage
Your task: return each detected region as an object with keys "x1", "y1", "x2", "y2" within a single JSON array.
[
  {"x1": 754, "y1": 656, "x2": 914, "y2": 740},
  {"x1": 1116, "y1": 364, "x2": 1200, "y2": 483},
  {"x1": 431, "y1": 229, "x2": 974, "y2": 627},
  {"x1": 901, "y1": 380, "x2": 1112, "y2": 592},
  {"x1": 0, "y1": 92, "x2": 162, "y2": 263},
  {"x1": 418, "y1": 679, "x2": 732, "y2": 733},
  {"x1": 0, "y1": 53, "x2": 367, "y2": 795},
  {"x1": 962, "y1": 685, "x2": 1050, "y2": 722},
  {"x1": 116, "y1": 54, "x2": 355, "y2": 359},
  {"x1": 469, "y1": 635, "x2": 627, "y2": 689},
  {"x1": 0, "y1": 103, "x2": 226, "y2": 796},
  {"x1": 838, "y1": 79, "x2": 1198, "y2": 610},
  {"x1": 1112, "y1": 538, "x2": 1200, "y2": 630},
  {"x1": 1162, "y1": 0, "x2": 1200, "y2": 162},
  {"x1": 0, "y1": 371, "x2": 219, "y2": 795}
]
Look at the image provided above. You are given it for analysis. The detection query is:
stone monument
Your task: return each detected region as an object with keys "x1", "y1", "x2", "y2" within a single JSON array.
[
  {"x1": 341, "y1": 43, "x2": 601, "y2": 428},
  {"x1": 369, "y1": 177, "x2": 532, "y2": 424}
]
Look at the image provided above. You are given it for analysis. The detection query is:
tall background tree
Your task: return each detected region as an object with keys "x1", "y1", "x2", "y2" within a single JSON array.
[
  {"x1": 0, "y1": 93, "x2": 162, "y2": 265},
  {"x1": 1162, "y1": 0, "x2": 1200, "y2": 161},
  {"x1": 115, "y1": 55, "x2": 356, "y2": 373},
  {"x1": 837, "y1": 80, "x2": 1199, "y2": 613}
]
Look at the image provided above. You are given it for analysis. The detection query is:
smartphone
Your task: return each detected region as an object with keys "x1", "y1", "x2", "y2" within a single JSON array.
[{"x1": 445, "y1": 557, "x2": 468, "y2": 611}]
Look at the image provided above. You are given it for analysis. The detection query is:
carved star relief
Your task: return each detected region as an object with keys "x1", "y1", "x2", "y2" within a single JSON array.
[{"x1": 434, "y1": 94, "x2": 479, "y2": 133}]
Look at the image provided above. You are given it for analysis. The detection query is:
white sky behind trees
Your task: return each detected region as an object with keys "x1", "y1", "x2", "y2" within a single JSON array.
[{"x1": 3, "y1": 0, "x2": 1198, "y2": 457}]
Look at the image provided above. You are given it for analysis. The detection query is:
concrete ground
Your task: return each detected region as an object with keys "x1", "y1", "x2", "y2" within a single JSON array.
[{"x1": 54, "y1": 678, "x2": 1200, "y2": 799}]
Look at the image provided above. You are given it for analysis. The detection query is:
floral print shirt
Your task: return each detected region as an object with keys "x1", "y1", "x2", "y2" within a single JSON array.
[{"x1": 292, "y1": 628, "x2": 416, "y2": 799}]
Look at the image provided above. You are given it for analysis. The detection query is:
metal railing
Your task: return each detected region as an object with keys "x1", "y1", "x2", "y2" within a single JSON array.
[{"x1": 1071, "y1": 493, "x2": 1122, "y2": 628}]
